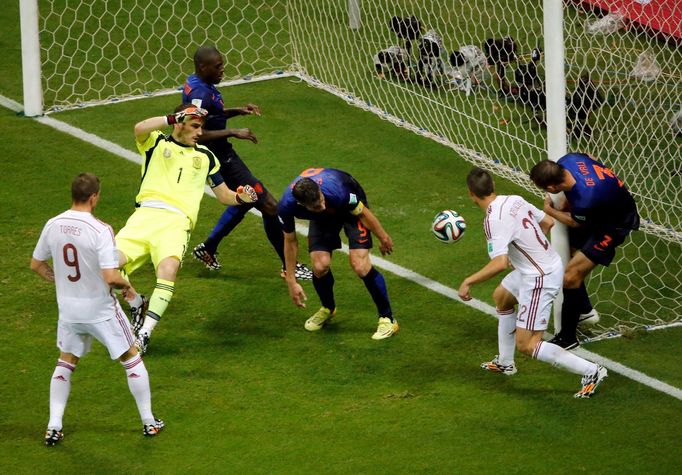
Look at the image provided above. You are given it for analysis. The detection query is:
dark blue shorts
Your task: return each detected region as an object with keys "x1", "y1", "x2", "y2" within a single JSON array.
[
  {"x1": 570, "y1": 226, "x2": 633, "y2": 267},
  {"x1": 219, "y1": 151, "x2": 270, "y2": 205},
  {"x1": 308, "y1": 217, "x2": 373, "y2": 253}
]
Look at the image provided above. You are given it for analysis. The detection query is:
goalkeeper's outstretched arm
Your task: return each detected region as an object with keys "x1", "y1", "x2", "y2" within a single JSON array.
[{"x1": 211, "y1": 183, "x2": 258, "y2": 206}]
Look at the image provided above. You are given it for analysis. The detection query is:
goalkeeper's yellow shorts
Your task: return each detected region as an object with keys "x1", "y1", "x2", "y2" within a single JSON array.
[{"x1": 115, "y1": 207, "x2": 192, "y2": 274}]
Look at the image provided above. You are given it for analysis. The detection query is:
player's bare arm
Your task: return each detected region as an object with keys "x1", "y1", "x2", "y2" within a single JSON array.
[
  {"x1": 30, "y1": 258, "x2": 55, "y2": 282},
  {"x1": 197, "y1": 128, "x2": 258, "y2": 144},
  {"x1": 359, "y1": 207, "x2": 393, "y2": 255},
  {"x1": 543, "y1": 194, "x2": 580, "y2": 228},
  {"x1": 458, "y1": 254, "x2": 509, "y2": 301},
  {"x1": 224, "y1": 103, "x2": 261, "y2": 117},
  {"x1": 283, "y1": 231, "x2": 307, "y2": 307},
  {"x1": 134, "y1": 116, "x2": 167, "y2": 143},
  {"x1": 211, "y1": 182, "x2": 258, "y2": 206},
  {"x1": 135, "y1": 107, "x2": 208, "y2": 143},
  {"x1": 101, "y1": 268, "x2": 137, "y2": 301}
]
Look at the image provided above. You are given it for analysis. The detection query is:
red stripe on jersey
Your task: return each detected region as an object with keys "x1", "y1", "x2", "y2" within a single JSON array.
[
  {"x1": 93, "y1": 217, "x2": 116, "y2": 242},
  {"x1": 484, "y1": 209, "x2": 492, "y2": 240},
  {"x1": 511, "y1": 242, "x2": 546, "y2": 276},
  {"x1": 498, "y1": 196, "x2": 511, "y2": 221}
]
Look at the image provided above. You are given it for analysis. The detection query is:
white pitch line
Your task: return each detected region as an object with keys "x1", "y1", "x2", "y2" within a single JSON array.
[
  {"x1": 4, "y1": 94, "x2": 680, "y2": 401},
  {"x1": 35, "y1": 115, "x2": 142, "y2": 164},
  {"x1": 0, "y1": 95, "x2": 22, "y2": 111}
]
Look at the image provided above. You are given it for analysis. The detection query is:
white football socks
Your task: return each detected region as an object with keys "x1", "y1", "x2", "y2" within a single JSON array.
[
  {"x1": 48, "y1": 360, "x2": 75, "y2": 431},
  {"x1": 497, "y1": 310, "x2": 517, "y2": 366},
  {"x1": 140, "y1": 317, "x2": 158, "y2": 336},
  {"x1": 533, "y1": 341, "x2": 597, "y2": 375},
  {"x1": 121, "y1": 355, "x2": 155, "y2": 425}
]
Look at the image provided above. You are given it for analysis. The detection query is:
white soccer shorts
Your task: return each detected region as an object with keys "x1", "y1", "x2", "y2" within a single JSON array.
[
  {"x1": 501, "y1": 268, "x2": 562, "y2": 332},
  {"x1": 57, "y1": 306, "x2": 135, "y2": 359}
]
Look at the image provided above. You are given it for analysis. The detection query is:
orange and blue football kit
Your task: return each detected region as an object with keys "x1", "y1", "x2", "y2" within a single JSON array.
[
  {"x1": 559, "y1": 153, "x2": 639, "y2": 266},
  {"x1": 277, "y1": 168, "x2": 392, "y2": 320}
]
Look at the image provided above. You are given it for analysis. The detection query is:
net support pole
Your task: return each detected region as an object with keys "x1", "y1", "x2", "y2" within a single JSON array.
[
  {"x1": 20, "y1": 0, "x2": 43, "y2": 117},
  {"x1": 348, "y1": 0, "x2": 361, "y2": 30},
  {"x1": 543, "y1": 0, "x2": 569, "y2": 333}
]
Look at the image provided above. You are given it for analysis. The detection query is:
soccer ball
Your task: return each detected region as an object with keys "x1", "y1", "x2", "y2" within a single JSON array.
[{"x1": 432, "y1": 210, "x2": 466, "y2": 243}]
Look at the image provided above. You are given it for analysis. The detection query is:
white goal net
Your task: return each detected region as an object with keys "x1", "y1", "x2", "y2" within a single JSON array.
[
  {"x1": 27, "y1": 0, "x2": 681, "y2": 340},
  {"x1": 37, "y1": 0, "x2": 294, "y2": 111}
]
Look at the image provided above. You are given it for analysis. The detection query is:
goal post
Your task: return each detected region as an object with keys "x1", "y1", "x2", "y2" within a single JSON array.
[
  {"x1": 348, "y1": 0, "x2": 361, "y2": 30},
  {"x1": 20, "y1": 0, "x2": 43, "y2": 117},
  {"x1": 543, "y1": 0, "x2": 570, "y2": 332}
]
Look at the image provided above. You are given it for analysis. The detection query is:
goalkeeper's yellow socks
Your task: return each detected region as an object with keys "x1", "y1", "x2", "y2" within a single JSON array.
[{"x1": 141, "y1": 279, "x2": 175, "y2": 335}]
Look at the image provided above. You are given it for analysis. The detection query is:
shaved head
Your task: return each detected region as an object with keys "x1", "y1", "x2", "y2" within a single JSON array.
[
  {"x1": 193, "y1": 45, "x2": 220, "y2": 69},
  {"x1": 193, "y1": 45, "x2": 224, "y2": 84}
]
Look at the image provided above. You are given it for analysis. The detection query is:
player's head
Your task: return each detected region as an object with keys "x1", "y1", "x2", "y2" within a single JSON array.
[
  {"x1": 194, "y1": 45, "x2": 224, "y2": 84},
  {"x1": 172, "y1": 103, "x2": 205, "y2": 146},
  {"x1": 530, "y1": 159, "x2": 565, "y2": 192},
  {"x1": 293, "y1": 177, "x2": 326, "y2": 212},
  {"x1": 466, "y1": 167, "x2": 495, "y2": 199},
  {"x1": 71, "y1": 172, "x2": 100, "y2": 207}
]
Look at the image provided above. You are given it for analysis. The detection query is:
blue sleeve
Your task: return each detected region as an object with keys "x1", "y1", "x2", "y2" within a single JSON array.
[
  {"x1": 335, "y1": 172, "x2": 365, "y2": 214},
  {"x1": 185, "y1": 86, "x2": 214, "y2": 109},
  {"x1": 277, "y1": 192, "x2": 297, "y2": 233}
]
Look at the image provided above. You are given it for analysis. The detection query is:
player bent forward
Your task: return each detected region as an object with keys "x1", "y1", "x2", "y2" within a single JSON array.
[
  {"x1": 457, "y1": 168, "x2": 607, "y2": 398},
  {"x1": 278, "y1": 168, "x2": 398, "y2": 340},
  {"x1": 116, "y1": 105, "x2": 257, "y2": 354},
  {"x1": 31, "y1": 173, "x2": 163, "y2": 446}
]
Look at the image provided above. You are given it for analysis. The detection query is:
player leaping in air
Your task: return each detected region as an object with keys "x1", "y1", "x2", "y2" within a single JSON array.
[{"x1": 116, "y1": 104, "x2": 257, "y2": 354}]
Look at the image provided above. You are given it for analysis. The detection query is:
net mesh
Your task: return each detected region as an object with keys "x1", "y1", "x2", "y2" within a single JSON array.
[{"x1": 40, "y1": 0, "x2": 293, "y2": 110}]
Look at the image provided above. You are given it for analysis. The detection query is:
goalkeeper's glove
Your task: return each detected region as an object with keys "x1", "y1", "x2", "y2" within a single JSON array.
[
  {"x1": 166, "y1": 106, "x2": 208, "y2": 125},
  {"x1": 235, "y1": 185, "x2": 258, "y2": 204}
]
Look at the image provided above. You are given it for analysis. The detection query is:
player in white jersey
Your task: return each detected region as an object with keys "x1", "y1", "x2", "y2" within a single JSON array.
[
  {"x1": 31, "y1": 173, "x2": 164, "y2": 446},
  {"x1": 457, "y1": 168, "x2": 607, "y2": 398}
]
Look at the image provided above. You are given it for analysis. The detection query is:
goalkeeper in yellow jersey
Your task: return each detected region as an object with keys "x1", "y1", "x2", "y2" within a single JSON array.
[{"x1": 116, "y1": 104, "x2": 257, "y2": 354}]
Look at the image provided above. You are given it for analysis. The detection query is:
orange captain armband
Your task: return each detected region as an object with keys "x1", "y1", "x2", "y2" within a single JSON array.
[{"x1": 300, "y1": 168, "x2": 324, "y2": 177}]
